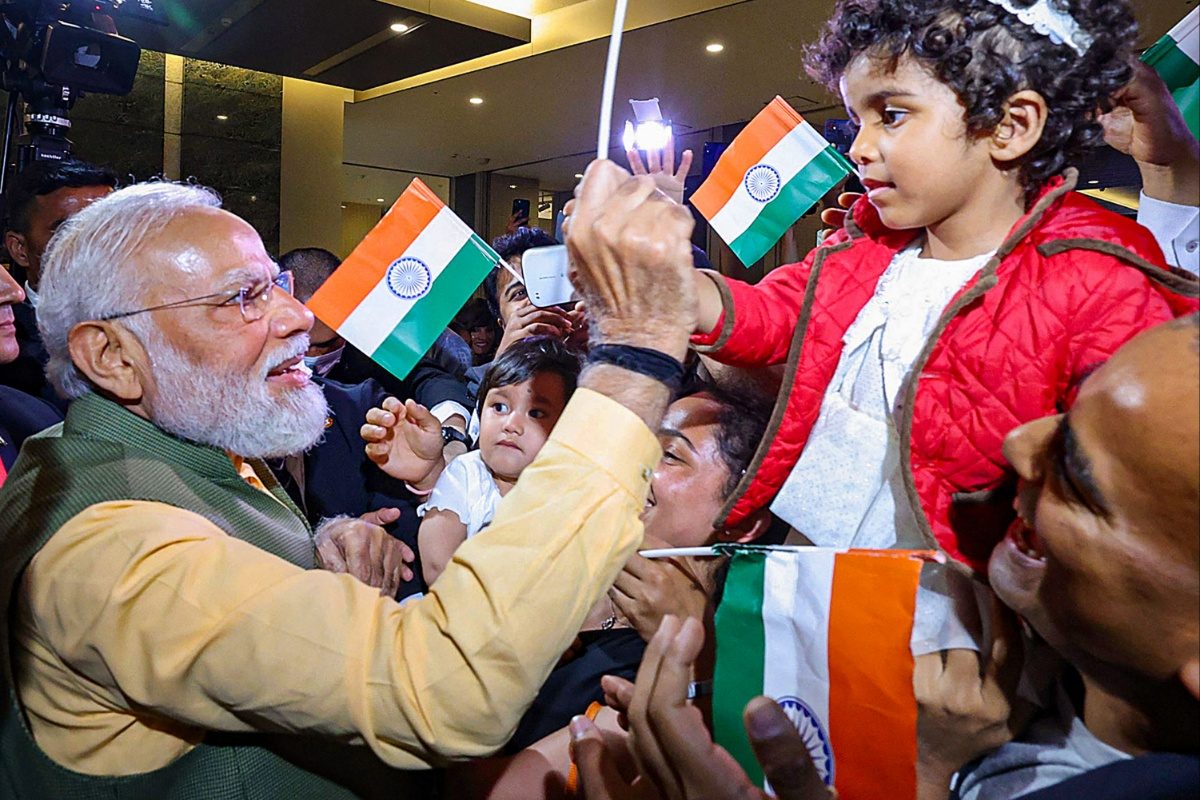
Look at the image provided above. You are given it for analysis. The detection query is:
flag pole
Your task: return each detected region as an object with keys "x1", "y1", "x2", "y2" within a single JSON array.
[{"x1": 596, "y1": 0, "x2": 630, "y2": 160}]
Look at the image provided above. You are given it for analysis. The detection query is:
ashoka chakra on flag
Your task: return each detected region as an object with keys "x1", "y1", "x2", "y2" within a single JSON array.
[
  {"x1": 744, "y1": 164, "x2": 782, "y2": 203},
  {"x1": 386, "y1": 257, "x2": 432, "y2": 299}
]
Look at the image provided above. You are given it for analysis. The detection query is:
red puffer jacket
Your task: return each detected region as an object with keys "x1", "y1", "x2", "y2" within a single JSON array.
[{"x1": 693, "y1": 172, "x2": 1199, "y2": 572}]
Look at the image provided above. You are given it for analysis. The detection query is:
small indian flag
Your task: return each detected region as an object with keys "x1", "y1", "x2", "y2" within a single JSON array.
[
  {"x1": 308, "y1": 179, "x2": 499, "y2": 381},
  {"x1": 691, "y1": 96, "x2": 853, "y2": 267},
  {"x1": 713, "y1": 548, "x2": 926, "y2": 799},
  {"x1": 1142, "y1": 8, "x2": 1199, "y2": 140}
]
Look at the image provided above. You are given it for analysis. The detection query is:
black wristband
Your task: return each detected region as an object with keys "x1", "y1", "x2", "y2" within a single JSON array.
[
  {"x1": 587, "y1": 344, "x2": 685, "y2": 392},
  {"x1": 441, "y1": 427, "x2": 470, "y2": 447}
]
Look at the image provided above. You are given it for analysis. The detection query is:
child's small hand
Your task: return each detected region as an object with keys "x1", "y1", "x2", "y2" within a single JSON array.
[
  {"x1": 361, "y1": 397, "x2": 445, "y2": 487},
  {"x1": 819, "y1": 191, "x2": 862, "y2": 235}
]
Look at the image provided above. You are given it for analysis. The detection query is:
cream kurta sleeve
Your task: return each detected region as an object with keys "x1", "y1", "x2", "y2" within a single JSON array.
[{"x1": 16, "y1": 388, "x2": 659, "y2": 774}]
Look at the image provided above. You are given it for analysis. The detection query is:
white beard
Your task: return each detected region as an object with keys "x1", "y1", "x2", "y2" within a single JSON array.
[{"x1": 141, "y1": 328, "x2": 328, "y2": 459}]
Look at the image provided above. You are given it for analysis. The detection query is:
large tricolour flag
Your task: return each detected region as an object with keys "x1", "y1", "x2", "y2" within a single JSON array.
[
  {"x1": 713, "y1": 548, "x2": 927, "y2": 800},
  {"x1": 308, "y1": 179, "x2": 499, "y2": 381},
  {"x1": 1143, "y1": 8, "x2": 1199, "y2": 140},
  {"x1": 691, "y1": 96, "x2": 853, "y2": 267}
]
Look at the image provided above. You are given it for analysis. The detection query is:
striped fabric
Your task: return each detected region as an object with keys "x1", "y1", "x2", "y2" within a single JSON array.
[
  {"x1": 307, "y1": 179, "x2": 499, "y2": 380},
  {"x1": 1142, "y1": 8, "x2": 1199, "y2": 140},
  {"x1": 713, "y1": 547, "x2": 926, "y2": 799},
  {"x1": 691, "y1": 96, "x2": 853, "y2": 267}
]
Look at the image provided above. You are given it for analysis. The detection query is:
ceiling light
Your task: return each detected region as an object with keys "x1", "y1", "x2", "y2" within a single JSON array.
[
  {"x1": 509, "y1": 184, "x2": 517, "y2": 189},
  {"x1": 216, "y1": 114, "x2": 229, "y2": 121},
  {"x1": 390, "y1": 22, "x2": 409, "y2": 33},
  {"x1": 574, "y1": 173, "x2": 584, "y2": 179},
  {"x1": 469, "y1": 96, "x2": 484, "y2": 105},
  {"x1": 377, "y1": 197, "x2": 386, "y2": 203},
  {"x1": 1087, "y1": 180, "x2": 1099, "y2": 185},
  {"x1": 705, "y1": 42, "x2": 724, "y2": 53}
]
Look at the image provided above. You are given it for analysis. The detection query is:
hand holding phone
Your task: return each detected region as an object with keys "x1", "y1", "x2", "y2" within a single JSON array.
[{"x1": 520, "y1": 244, "x2": 575, "y2": 308}]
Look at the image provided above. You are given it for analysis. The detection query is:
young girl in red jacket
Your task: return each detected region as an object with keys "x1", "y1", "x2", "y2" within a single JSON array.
[{"x1": 690, "y1": 0, "x2": 1199, "y2": 573}]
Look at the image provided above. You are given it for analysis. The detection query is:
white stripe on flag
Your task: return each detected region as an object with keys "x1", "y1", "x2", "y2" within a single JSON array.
[
  {"x1": 761, "y1": 549, "x2": 835, "y2": 730},
  {"x1": 707, "y1": 123, "x2": 832, "y2": 245},
  {"x1": 338, "y1": 207, "x2": 473, "y2": 355},
  {"x1": 1169, "y1": 9, "x2": 1199, "y2": 66}
]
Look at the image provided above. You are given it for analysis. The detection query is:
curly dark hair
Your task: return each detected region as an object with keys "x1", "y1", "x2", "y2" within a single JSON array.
[
  {"x1": 804, "y1": 0, "x2": 1138, "y2": 203},
  {"x1": 483, "y1": 226, "x2": 558, "y2": 320}
]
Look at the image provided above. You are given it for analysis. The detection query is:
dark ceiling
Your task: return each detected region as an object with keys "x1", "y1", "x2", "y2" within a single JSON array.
[{"x1": 115, "y1": 0, "x2": 530, "y2": 91}]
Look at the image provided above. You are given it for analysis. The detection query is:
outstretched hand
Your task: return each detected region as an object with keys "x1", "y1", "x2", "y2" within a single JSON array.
[
  {"x1": 573, "y1": 616, "x2": 835, "y2": 800},
  {"x1": 360, "y1": 396, "x2": 445, "y2": 488},
  {"x1": 627, "y1": 135, "x2": 693, "y2": 206}
]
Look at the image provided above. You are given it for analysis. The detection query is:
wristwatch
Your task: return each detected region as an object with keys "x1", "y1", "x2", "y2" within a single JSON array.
[{"x1": 441, "y1": 426, "x2": 470, "y2": 447}]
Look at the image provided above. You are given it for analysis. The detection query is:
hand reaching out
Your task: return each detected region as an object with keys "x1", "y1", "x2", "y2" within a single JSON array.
[
  {"x1": 360, "y1": 397, "x2": 445, "y2": 488},
  {"x1": 627, "y1": 135, "x2": 693, "y2": 206},
  {"x1": 573, "y1": 616, "x2": 835, "y2": 800}
]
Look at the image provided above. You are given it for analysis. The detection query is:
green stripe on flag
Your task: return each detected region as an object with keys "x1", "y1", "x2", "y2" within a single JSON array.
[
  {"x1": 730, "y1": 147, "x2": 852, "y2": 267},
  {"x1": 713, "y1": 551, "x2": 768, "y2": 786},
  {"x1": 1143, "y1": 18, "x2": 1200, "y2": 140},
  {"x1": 370, "y1": 234, "x2": 495, "y2": 380}
]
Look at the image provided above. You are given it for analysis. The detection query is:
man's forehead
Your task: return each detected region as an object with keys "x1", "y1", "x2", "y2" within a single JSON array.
[
  {"x1": 498, "y1": 256, "x2": 525, "y2": 293},
  {"x1": 32, "y1": 184, "x2": 112, "y2": 222},
  {"x1": 139, "y1": 207, "x2": 272, "y2": 287}
]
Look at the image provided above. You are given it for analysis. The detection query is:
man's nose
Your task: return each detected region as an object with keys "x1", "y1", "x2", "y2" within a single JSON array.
[
  {"x1": 268, "y1": 291, "x2": 315, "y2": 339},
  {"x1": 0, "y1": 267, "x2": 25, "y2": 305},
  {"x1": 1002, "y1": 414, "x2": 1059, "y2": 483}
]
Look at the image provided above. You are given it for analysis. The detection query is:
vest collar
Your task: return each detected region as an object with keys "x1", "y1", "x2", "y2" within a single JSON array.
[{"x1": 64, "y1": 393, "x2": 246, "y2": 483}]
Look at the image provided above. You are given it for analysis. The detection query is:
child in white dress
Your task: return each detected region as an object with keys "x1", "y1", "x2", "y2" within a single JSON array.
[{"x1": 418, "y1": 336, "x2": 580, "y2": 586}]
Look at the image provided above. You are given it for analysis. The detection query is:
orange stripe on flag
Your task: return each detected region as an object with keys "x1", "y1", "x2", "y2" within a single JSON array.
[
  {"x1": 690, "y1": 96, "x2": 805, "y2": 219},
  {"x1": 307, "y1": 178, "x2": 445, "y2": 330},
  {"x1": 827, "y1": 551, "x2": 922, "y2": 800}
]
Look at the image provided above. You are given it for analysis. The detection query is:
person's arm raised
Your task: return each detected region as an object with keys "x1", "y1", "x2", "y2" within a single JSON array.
[{"x1": 565, "y1": 159, "x2": 697, "y2": 429}]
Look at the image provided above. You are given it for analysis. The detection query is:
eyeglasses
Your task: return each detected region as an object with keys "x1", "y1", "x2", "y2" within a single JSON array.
[{"x1": 102, "y1": 270, "x2": 295, "y2": 324}]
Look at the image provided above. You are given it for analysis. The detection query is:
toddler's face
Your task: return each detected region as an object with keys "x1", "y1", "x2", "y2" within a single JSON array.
[
  {"x1": 478, "y1": 372, "x2": 568, "y2": 480},
  {"x1": 840, "y1": 52, "x2": 998, "y2": 234}
]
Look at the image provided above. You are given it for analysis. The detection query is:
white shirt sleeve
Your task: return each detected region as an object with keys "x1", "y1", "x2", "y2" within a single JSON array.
[
  {"x1": 418, "y1": 454, "x2": 473, "y2": 523},
  {"x1": 429, "y1": 401, "x2": 472, "y2": 426},
  {"x1": 1138, "y1": 192, "x2": 1200, "y2": 275}
]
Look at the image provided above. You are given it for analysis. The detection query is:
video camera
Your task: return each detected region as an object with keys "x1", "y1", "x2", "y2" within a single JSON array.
[{"x1": 0, "y1": 0, "x2": 164, "y2": 192}]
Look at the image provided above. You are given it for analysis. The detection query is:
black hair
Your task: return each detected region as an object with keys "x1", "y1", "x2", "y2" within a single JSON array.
[
  {"x1": 279, "y1": 247, "x2": 340, "y2": 304},
  {"x1": 484, "y1": 226, "x2": 558, "y2": 319},
  {"x1": 692, "y1": 383, "x2": 775, "y2": 500},
  {"x1": 476, "y1": 335, "x2": 581, "y2": 414},
  {"x1": 804, "y1": 0, "x2": 1138, "y2": 204},
  {"x1": 5, "y1": 158, "x2": 118, "y2": 234},
  {"x1": 455, "y1": 296, "x2": 498, "y2": 331}
]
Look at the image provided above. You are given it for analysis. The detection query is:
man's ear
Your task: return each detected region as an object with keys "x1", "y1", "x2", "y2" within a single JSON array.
[
  {"x1": 1181, "y1": 660, "x2": 1200, "y2": 702},
  {"x1": 67, "y1": 320, "x2": 149, "y2": 403},
  {"x1": 720, "y1": 509, "x2": 772, "y2": 544},
  {"x1": 5, "y1": 231, "x2": 30, "y2": 269},
  {"x1": 990, "y1": 90, "x2": 1049, "y2": 164}
]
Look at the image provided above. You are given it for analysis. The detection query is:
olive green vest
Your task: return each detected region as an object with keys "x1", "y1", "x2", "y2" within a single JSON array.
[{"x1": 0, "y1": 394, "x2": 425, "y2": 799}]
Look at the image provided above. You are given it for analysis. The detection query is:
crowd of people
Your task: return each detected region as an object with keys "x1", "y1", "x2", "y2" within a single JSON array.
[{"x1": 0, "y1": 0, "x2": 1197, "y2": 798}]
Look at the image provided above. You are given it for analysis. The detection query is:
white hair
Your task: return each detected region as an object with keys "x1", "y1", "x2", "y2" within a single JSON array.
[{"x1": 37, "y1": 181, "x2": 223, "y2": 399}]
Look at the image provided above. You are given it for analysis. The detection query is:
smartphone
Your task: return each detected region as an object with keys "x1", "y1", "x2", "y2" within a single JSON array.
[
  {"x1": 511, "y1": 198, "x2": 531, "y2": 221},
  {"x1": 521, "y1": 245, "x2": 575, "y2": 308}
]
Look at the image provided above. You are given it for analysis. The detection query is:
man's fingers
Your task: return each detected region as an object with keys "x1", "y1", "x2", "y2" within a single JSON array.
[
  {"x1": 360, "y1": 507, "x2": 401, "y2": 526},
  {"x1": 744, "y1": 696, "x2": 833, "y2": 800},
  {"x1": 405, "y1": 399, "x2": 441, "y2": 432},
  {"x1": 316, "y1": 538, "x2": 347, "y2": 573},
  {"x1": 381, "y1": 396, "x2": 403, "y2": 415},
  {"x1": 602, "y1": 674, "x2": 635, "y2": 716},
  {"x1": 646, "y1": 145, "x2": 662, "y2": 174},
  {"x1": 569, "y1": 716, "x2": 628, "y2": 800}
]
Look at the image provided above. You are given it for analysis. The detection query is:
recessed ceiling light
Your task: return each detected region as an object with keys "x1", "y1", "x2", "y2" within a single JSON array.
[
  {"x1": 469, "y1": 96, "x2": 484, "y2": 105},
  {"x1": 390, "y1": 22, "x2": 409, "y2": 33},
  {"x1": 377, "y1": 197, "x2": 386, "y2": 203},
  {"x1": 216, "y1": 114, "x2": 229, "y2": 121},
  {"x1": 509, "y1": 184, "x2": 517, "y2": 189},
  {"x1": 1087, "y1": 180, "x2": 1099, "y2": 185},
  {"x1": 705, "y1": 42, "x2": 724, "y2": 53},
  {"x1": 574, "y1": 173, "x2": 584, "y2": 179}
]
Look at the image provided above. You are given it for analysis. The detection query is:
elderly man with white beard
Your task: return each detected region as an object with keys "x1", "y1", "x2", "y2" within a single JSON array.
[{"x1": 0, "y1": 164, "x2": 699, "y2": 798}]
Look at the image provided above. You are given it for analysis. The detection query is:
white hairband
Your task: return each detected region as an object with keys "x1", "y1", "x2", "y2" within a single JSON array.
[{"x1": 983, "y1": 0, "x2": 1094, "y2": 56}]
